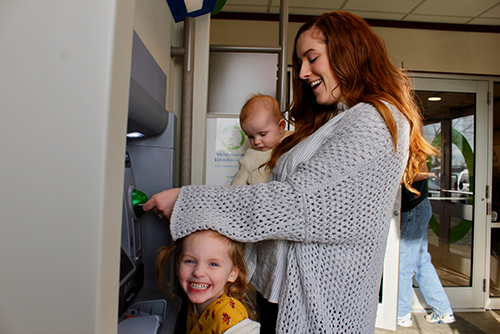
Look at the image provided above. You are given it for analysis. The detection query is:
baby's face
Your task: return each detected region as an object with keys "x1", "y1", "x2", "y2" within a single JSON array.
[{"x1": 241, "y1": 108, "x2": 285, "y2": 152}]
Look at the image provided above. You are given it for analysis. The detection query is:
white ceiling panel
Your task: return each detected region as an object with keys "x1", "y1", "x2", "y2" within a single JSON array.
[
  {"x1": 412, "y1": 0, "x2": 500, "y2": 17},
  {"x1": 343, "y1": 0, "x2": 423, "y2": 13},
  {"x1": 481, "y1": 3, "x2": 500, "y2": 17}
]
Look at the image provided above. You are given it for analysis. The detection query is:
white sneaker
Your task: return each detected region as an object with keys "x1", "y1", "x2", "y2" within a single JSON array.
[
  {"x1": 397, "y1": 313, "x2": 413, "y2": 327},
  {"x1": 425, "y1": 312, "x2": 456, "y2": 324}
]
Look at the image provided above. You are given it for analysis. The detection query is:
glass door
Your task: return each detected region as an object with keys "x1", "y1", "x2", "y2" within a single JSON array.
[{"x1": 410, "y1": 75, "x2": 489, "y2": 310}]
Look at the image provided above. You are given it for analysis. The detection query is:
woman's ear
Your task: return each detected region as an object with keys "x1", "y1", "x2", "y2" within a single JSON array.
[{"x1": 227, "y1": 266, "x2": 240, "y2": 283}]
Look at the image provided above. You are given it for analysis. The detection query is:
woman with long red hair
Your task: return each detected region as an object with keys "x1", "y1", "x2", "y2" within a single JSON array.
[{"x1": 145, "y1": 11, "x2": 436, "y2": 333}]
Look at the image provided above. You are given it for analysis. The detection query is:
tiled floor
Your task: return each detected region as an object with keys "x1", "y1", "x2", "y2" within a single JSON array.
[
  {"x1": 457, "y1": 310, "x2": 500, "y2": 334},
  {"x1": 375, "y1": 310, "x2": 500, "y2": 333}
]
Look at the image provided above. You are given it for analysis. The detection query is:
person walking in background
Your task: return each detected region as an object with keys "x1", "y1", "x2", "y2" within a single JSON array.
[{"x1": 398, "y1": 163, "x2": 456, "y2": 327}]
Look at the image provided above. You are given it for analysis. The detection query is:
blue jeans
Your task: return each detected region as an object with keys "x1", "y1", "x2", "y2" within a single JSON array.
[{"x1": 398, "y1": 197, "x2": 453, "y2": 317}]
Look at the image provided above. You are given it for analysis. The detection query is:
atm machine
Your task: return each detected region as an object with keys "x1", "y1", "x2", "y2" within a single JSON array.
[{"x1": 117, "y1": 32, "x2": 181, "y2": 334}]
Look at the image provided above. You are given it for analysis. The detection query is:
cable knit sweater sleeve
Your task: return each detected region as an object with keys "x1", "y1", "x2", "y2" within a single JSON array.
[{"x1": 170, "y1": 103, "x2": 409, "y2": 244}]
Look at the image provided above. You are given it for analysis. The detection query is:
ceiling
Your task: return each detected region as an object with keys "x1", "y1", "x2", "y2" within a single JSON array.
[
  {"x1": 218, "y1": 0, "x2": 500, "y2": 126},
  {"x1": 220, "y1": 0, "x2": 500, "y2": 26}
]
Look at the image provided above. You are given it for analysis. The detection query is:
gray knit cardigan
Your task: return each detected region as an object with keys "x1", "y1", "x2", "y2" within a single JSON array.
[{"x1": 171, "y1": 102, "x2": 410, "y2": 333}]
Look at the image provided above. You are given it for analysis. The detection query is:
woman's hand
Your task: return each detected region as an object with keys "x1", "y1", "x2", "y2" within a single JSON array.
[{"x1": 142, "y1": 188, "x2": 181, "y2": 220}]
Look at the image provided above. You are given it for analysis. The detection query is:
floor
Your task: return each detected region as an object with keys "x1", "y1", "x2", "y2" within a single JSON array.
[{"x1": 375, "y1": 310, "x2": 500, "y2": 334}]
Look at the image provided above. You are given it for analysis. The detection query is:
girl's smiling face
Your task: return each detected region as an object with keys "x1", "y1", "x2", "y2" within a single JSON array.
[
  {"x1": 177, "y1": 231, "x2": 239, "y2": 314},
  {"x1": 296, "y1": 28, "x2": 342, "y2": 106}
]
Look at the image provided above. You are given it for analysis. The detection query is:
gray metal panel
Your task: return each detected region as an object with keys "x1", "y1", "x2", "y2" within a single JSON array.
[
  {"x1": 131, "y1": 31, "x2": 166, "y2": 109},
  {"x1": 127, "y1": 112, "x2": 177, "y2": 290},
  {"x1": 128, "y1": 77, "x2": 169, "y2": 136}
]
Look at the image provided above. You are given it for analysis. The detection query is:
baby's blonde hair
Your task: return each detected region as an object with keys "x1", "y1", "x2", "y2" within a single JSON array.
[{"x1": 240, "y1": 94, "x2": 282, "y2": 125}]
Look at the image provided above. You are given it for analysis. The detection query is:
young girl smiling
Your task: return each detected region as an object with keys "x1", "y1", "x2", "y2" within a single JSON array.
[{"x1": 156, "y1": 230, "x2": 259, "y2": 334}]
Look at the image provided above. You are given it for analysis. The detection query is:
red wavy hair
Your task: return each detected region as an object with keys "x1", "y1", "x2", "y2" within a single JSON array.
[{"x1": 268, "y1": 11, "x2": 437, "y2": 190}]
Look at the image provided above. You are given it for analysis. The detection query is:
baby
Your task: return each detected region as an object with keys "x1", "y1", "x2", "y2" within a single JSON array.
[{"x1": 231, "y1": 94, "x2": 291, "y2": 186}]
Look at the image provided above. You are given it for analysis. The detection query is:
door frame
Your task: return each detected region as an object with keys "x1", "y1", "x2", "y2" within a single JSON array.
[
  {"x1": 410, "y1": 72, "x2": 492, "y2": 311},
  {"x1": 375, "y1": 189, "x2": 401, "y2": 331},
  {"x1": 486, "y1": 81, "x2": 500, "y2": 310}
]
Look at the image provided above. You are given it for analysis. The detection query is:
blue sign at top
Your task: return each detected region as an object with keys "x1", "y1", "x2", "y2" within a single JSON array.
[{"x1": 167, "y1": 0, "x2": 218, "y2": 23}]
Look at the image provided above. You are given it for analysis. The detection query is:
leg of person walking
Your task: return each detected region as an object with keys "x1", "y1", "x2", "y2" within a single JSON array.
[
  {"x1": 398, "y1": 206, "x2": 423, "y2": 327},
  {"x1": 413, "y1": 198, "x2": 455, "y2": 324}
]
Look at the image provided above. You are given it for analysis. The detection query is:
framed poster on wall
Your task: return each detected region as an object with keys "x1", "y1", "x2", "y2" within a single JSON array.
[{"x1": 205, "y1": 117, "x2": 250, "y2": 186}]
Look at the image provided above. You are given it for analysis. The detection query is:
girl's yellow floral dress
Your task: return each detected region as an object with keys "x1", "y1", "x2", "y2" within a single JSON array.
[{"x1": 187, "y1": 295, "x2": 248, "y2": 334}]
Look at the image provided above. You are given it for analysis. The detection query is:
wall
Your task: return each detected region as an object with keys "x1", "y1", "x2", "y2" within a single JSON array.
[
  {"x1": 375, "y1": 27, "x2": 500, "y2": 75},
  {"x1": 0, "y1": 0, "x2": 178, "y2": 333},
  {"x1": 134, "y1": 1, "x2": 210, "y2": 186},
  {"x1": 134, "y1": 0, "x2": 180, "y2": 113},
  {"x1": 210, "y1": 19, "x2": 500, "y2": 76},
  {"x1": 133, "y1": 0, "x2": 184, "y2": 185}
]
